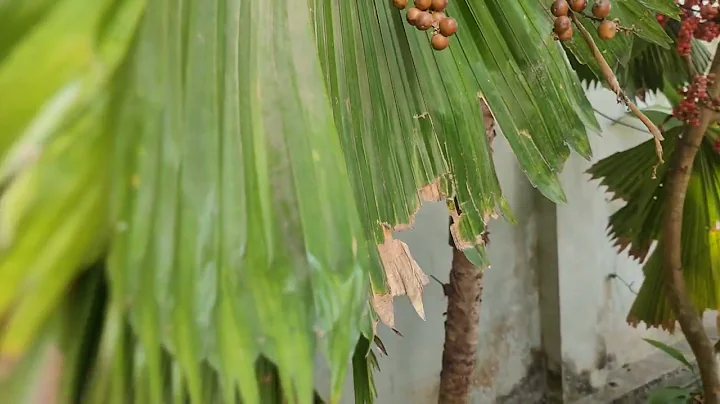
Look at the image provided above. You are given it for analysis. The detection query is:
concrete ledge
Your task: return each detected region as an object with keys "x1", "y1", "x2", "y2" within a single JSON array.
[{"x1": 572, "y1": 335, "x2": 704, "y2": 404}]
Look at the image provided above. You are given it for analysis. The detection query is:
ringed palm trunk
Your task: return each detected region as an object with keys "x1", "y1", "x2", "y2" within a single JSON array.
[{"x1": 438, "y1": 220, "x2": 484, "y2": 404}]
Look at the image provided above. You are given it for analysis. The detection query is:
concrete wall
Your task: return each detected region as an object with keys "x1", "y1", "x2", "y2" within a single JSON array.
[
  {"x1": 316, "y1": 88, "x2": 685, "y2": 403},
  {"x1": 556, "y1": 90, "x2": 682, "y2": 401}
]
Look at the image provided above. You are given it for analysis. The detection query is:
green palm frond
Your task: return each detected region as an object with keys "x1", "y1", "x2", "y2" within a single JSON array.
[
  {"x1": 629, "y1": 138, "x2": 720, "y2": 330},
  {"x1": 588, "y1": 126, "x2": 720, "y2": 330},
  {"x1": 0, "y1": 0, "x2": 679, "y2": 402},
  {"x1": 588, "y1": 127, "x2": 679, "y2": 263}
]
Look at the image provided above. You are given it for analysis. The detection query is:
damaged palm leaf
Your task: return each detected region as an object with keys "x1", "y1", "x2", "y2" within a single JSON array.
[
  {"x1": 588, "y1": 124, "x2": 720, "y2": 330},
  {"x1": 311, "y1": 0, "x2": 510, "y2": 328},
  {"x1": 311, "y1": 0, "x2": 447, "y2": 328},
  {"x1": 311, "y1": 0, "x2": 604, "y2": 329}
]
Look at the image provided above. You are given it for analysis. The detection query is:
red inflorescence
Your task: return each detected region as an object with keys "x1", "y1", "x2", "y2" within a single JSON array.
[
  {"x1": 659, "y1": 2, "x2": 720, "y2": 139},
  {"x1": 700, "y1": 2, "x2": 719, "y2": 19},
  {"x1": 678, "y1": 12, "x2": 700, "y2": 55},
  {"x1": 672, "y1": 74, "x2": 719, "y2": 126},
  {"x1": 660, "y1": 1, "x2": 720, "y2": 56}
]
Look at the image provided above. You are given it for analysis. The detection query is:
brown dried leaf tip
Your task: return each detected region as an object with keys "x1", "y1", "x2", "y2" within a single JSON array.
[
  {"x1": 371, "y1": 227, "x2": 430, "y2": 328},
  {"x1": 448, "y1": 205, "x2": 493, "y2": 251},
  {"x1": 394, "y1": 179, "x2": 445, "y2": 233}
]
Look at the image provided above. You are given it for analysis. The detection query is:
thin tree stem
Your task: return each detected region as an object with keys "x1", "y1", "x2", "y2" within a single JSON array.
[{"x1": 661, "y1": 45, "x2": 720, "y2": 404}]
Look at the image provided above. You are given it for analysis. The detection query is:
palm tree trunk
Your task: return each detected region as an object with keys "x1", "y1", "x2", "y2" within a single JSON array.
[
  {"x1": 438, "y1": 222, "x2": 483, "y2": 404},
  {"x1": 662, "y1": 124, "x2": 720, "y2": 404},
  {"x1": 661, "y1": 46, "x2": 720, "y2": 404}
]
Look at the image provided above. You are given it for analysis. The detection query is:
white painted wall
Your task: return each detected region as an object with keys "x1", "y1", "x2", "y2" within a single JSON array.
[
  {"x1": 557, "y1": 89, "x2": 682, "y2": 398},
  {"x1": 316, "y1": 87, "x2": 685, "y2": 403}
]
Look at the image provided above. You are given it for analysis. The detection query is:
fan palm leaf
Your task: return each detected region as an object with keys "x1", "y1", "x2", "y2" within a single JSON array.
[{"x1": 588, "y1": 118, "x2": 720, "y2": 330}]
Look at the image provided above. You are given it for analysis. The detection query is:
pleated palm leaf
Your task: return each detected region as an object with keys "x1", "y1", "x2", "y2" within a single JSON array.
[
  {"x1": 588, "y1": 109, "x2": 720, "y2": 330},
  {"x1": 0, "y1": 0, "x2": 680, "y2": 403}
]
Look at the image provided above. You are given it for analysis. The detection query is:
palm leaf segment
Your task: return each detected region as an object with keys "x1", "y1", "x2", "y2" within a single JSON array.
[
  {"x1": 0, "y1": 0, "x2": 675, "y2": 403},
  {"x1": 588, "y1": 122, "x2": 720, "y2": 330}
]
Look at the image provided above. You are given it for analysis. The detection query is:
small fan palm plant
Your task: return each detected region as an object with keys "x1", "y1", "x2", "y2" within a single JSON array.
[
  {"x1": 0, "y1": 0, "x2": 704, "y2": 403},
  {"x1": 586, "y1": 3, "x2": 720, "y2": 402}
]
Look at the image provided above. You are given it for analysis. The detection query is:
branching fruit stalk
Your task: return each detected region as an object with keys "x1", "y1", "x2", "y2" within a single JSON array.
[
  {"x1": 438, "y1": 217, "x2": 483, "y2": 404},
  {"x1": 568, "y1": 11, "x2": 665, "y2": 177},
  {"x1": 661, "y1": 45, "x2": 720, "y2": 404}
]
